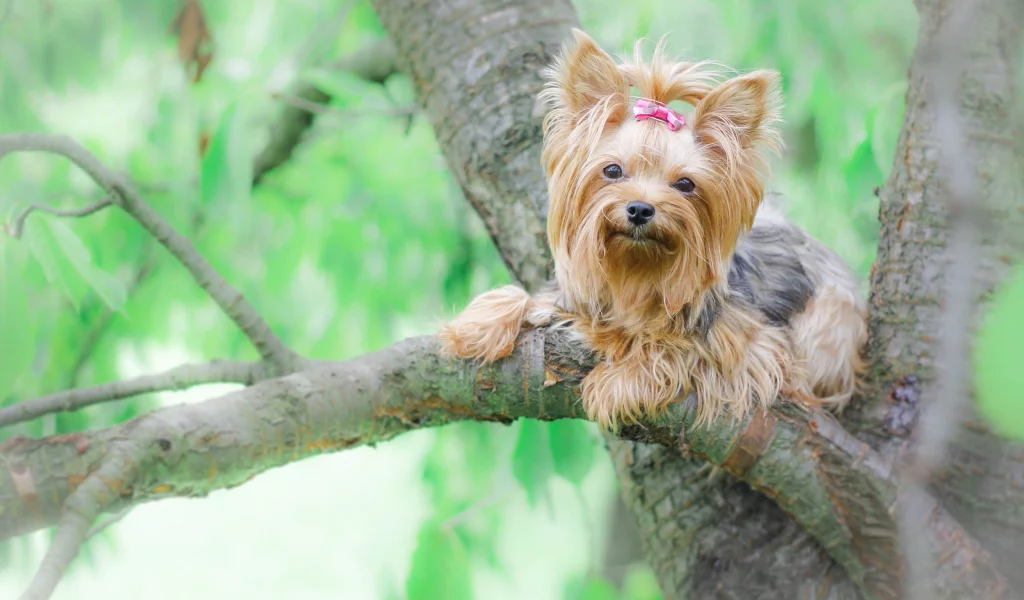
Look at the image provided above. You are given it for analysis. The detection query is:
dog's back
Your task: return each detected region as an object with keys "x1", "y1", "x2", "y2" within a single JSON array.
[{"x1": 729, "y1": 199, "x2": 868, "y2": 409}]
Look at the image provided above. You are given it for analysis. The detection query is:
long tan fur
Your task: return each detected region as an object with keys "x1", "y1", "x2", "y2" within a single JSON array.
[{"x1": 438, "y1": 30, "x2": 867, "y2": 430}]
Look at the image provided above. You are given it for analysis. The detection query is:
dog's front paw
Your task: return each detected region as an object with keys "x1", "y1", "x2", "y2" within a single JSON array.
[
  {"x1": 580, "y1": 361, "x2": 677, "y2": 430},
  {"x1": 437, "y1": 286, "x2": 532, "y2": 362}
]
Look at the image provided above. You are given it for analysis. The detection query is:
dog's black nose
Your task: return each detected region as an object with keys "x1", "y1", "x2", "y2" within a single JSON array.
[{"x1": 625, "y1": 201, "x2": 655, "y2": 226}]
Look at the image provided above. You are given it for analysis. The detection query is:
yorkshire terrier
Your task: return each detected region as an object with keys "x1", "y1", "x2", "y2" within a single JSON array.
[{"x1": 438, "y1": 30, "x2": 867, "y2": 430}]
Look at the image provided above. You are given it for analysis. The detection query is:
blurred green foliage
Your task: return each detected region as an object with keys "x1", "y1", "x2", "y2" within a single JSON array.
[
  {"x1": 973, "y1": 263, "x2": 1024, "y2": 440},
  {"x1": 0, "y1": 0, "x2": 920, "y2": 597}
]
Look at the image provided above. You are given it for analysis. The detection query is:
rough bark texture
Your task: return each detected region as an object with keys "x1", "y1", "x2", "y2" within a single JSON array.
[
  {"x1": 608, "y1": 441, "x2": 860, "y2": 600},
  {"x1": 847, "y1": 0, "x2": 1024, "y2": 587}
]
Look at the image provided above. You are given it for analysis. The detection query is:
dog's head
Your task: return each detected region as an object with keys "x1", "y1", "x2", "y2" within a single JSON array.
[{"x1": 540, "y1": 30, "x2": 782, "y2": 320}]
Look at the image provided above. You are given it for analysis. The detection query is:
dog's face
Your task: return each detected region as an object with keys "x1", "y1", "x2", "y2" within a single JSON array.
[{"x1": 540, "y1": 30, "x2": 782, "y2": 320}]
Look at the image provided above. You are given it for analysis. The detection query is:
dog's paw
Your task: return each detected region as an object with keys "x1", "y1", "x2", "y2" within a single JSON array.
[{"x1": 437, "y1": 286, "x2": 532, "y2": 363}]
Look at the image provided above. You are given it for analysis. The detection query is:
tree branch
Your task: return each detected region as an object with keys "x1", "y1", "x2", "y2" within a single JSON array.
[
  {"x1": 0, "y1": 359, "x2": 266, "y2": 429},
  {"x1": 252, "y1": 38, "x2": 398, "y2": 184},
  {"x1": 17, "y1": 452, "x2": 135, "y2": 600},
  {"x1": 899, "y1": 1, "x2": 990, "y2": 598},
  {"x1": 1, "y1": 330, "x2": 1009, "y2": 600},
  {"x1": 4, "y1": 198, "x2": 114, "y2": 239},
  {"x1": 0, "y1": 133, "x2": 300, "y2": 369},
  {"x1": 851, "y1": 0, "x2": 1024, "y2": 589}
]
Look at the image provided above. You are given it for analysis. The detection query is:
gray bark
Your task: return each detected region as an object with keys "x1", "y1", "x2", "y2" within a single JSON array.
[{"x1": 848, "y1": 0, "x2": 1024, "y2": 587}]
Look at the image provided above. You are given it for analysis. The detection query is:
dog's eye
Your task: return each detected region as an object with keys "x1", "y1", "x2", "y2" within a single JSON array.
[
  {"x1": 672, "y1": 177, "x2": 696, "y2": 194},
  {"x1": 603, "y1": 164, "x2": 624, "y2": 180}
]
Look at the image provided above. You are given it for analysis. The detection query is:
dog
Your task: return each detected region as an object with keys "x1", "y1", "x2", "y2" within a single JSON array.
[{"x1": 438, "y1": 29, "x2": 867, "y2": 430}]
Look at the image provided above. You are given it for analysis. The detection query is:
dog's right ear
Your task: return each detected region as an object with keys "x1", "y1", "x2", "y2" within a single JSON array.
[{"x1": 548, "y1": 29, "x2": 629, "y2": 117}]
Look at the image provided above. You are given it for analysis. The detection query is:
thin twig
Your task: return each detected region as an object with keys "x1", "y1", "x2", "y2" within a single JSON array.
[
  {"x1": 899, "y1": 2, "x2": 985, "y2": 599},
  {"x1": 0, "y1": 133, "x2": 300, "y2": 369},
  {"x1": 5, "y1": 198, "x2": 113, "y2": 238},
  {"x1": 252, "y1": 38, "x2": 397, "y2": 184},
  {"x1": 0, "y1": 359, "x2": 263, "y2": 429},
  {"x1": 85, "y1": 508, "x2": 133, "y2": 541},
  {"x1": 18, "y1": 452, "x2": 135, "y2": 600},
  {"x1": 270, "y1": 92, "x2": 417, "y2": 118}
]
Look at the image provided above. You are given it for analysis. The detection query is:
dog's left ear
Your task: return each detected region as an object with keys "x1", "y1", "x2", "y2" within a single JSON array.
[
  {"x1": 550, "y1": 29, "x2": 629, "y2": 117},
  {"x1": 692, "y1": 70, "x2": 781, "y2": 154}
]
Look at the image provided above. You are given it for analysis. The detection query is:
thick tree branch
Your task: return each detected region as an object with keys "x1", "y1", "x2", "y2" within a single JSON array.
[
  {"x1": 252, "y1": 38, "x2": 398, "y2": 184},
  {"x1": 17, "y1": 452, "x2": 134, "y2": 600},
  {"x1": 850, "y1": 0, "x2": 1024, "y2": 588},
  {"x1": 1, "y1": 331, "x2": 1008, "y2": 600},
  {"x1": 0, "y1": 133, "x2": 300, "y2": 370},
  {"x1": 898, "y1": 1, "x2": 990, "y2": 598},
  {"x1": 0, "y1": 360, "x2": 266, "y2": 429}
]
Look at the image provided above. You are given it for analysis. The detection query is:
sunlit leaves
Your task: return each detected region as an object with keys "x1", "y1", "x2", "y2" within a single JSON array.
[
  {"x1": 0, "y1": 239, "x2": 37, "y2": 404},
  {"x1": 24, "y1": 216, "x2": 127, "y2": 313},
  {"x1": 973, "y1": 263, "x2": 1024, "y2": 440},
  {"x1": 200, "y1": 100, "x2": 253, "y2": 210},
  {"x1": 24, "y1": 217, "x2": 78, "y2": 308},
  {"x1": 406, "y1": 518, "x2": 474, "y2": 600}
]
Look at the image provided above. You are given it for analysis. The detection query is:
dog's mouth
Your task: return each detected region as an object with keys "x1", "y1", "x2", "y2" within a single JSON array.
[{"x1": 609, "y1": 228, "x2": 670, "y2": 249}]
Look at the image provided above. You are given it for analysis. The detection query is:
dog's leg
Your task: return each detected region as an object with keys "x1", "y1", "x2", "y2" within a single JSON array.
[
  {"x1": 580, "y1": 345, "x2": 689, "y2": 430},
  {"x1": 438, "y1": 285, "x2": 559, "y2": 362},
  {"x1": 788, "y1": 285, "x2": 868, "y2": 412}
]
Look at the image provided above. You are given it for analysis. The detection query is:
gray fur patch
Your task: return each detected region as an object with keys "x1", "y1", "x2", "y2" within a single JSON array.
[{"x1": 726, "y1": 223, "x2": 816, "y2": 327}]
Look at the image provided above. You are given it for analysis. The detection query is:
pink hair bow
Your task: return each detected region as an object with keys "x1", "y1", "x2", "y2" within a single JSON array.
[{"x1": 632, "y1": 99, "x2": 685, "y2": 131}]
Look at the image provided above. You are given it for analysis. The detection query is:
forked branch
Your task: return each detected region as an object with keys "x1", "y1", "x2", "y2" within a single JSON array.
[{"x1": 0, "y1": 133, "x2": 301, "y2": 369}]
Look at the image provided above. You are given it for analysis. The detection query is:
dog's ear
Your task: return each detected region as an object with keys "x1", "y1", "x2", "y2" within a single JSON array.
[
  {"x1": 548, "y1": 29, "x2": 629, "y2": 117},
  {"x1": 691, "y1": 70, "x2": 782, "y2": 159}
]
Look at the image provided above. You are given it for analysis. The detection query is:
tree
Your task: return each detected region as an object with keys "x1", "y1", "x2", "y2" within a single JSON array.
[{"x1": 0, "y1": 0, "x2": 1021, "y2": 599}]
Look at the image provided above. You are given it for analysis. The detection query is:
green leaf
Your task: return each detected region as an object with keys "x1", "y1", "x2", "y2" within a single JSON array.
[
  {"x1": 43, "y1": 218, "x2": 127, "y2": 313},
  {"x1": 406, "y1": 519, "x2": 473, "y2": 600},
  {"x1": 973, "y1": 263, "x2": 1024, "y2": 440},
  {"x1": 24, "y1": 218, "x2": 76, "y2": 308},
  {"x1": 621, "y1": 565, "x2": 663, "y2": 600},
  {"x1": 548, "y1": 419, "x2": 597, "y2": 489},
  {"x1": 0, "y1": 240, "x2": 36, "y2": 403},
  {"x1": 511, "y1": 418, "x2": 553, "y2": 508},
  {"x1": 563, "y1": 574, "x2": 620, "y2": 600},
  {"x1": 200, "y1": 100, "x2": 253, "y2": 209}
]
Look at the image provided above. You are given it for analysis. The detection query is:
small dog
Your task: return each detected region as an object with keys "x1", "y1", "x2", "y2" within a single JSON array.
[{"x1": 438, "y1": 30, "x2": 867, "y2": 430}]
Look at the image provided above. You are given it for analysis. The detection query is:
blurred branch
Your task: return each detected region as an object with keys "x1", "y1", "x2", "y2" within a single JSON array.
[
  {"x1": 4, "y1": 198, "x2": 113, "y2": 239},
  {"x1": 270, "y1": 91, "x2": 416, "y2": 118},
  {"x1": 252, "y1": 38, "x2": 398, "y2": 184},
  {"x1": 0, "y1": 359, "x2": 266, "y2": 429},
  {"x1": 0, "y1": 133, "x2": 301, "y2": 370},
  {"x1": 898, "y1": 2, "x2": 988, "y2": 599},
  {"x1": 17, "y1": 451, "x2": 136, "y2": 600},
  {"x1": 85, "y1": 508, "x2": 133, "y2": 541},
  {"x1": 1, "y1": 330, "x2": 1010, "y2": 600}
]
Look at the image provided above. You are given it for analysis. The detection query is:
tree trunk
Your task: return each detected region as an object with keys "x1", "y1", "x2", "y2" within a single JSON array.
[
  {"x1": 370, "y1": 0, "x2": 1023, "y2": 597},
  {"x1": 848, "y1": 0, "x2": 1024, "y2": 587}
]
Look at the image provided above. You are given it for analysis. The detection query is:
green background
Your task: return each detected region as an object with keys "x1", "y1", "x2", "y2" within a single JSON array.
[{"x1": 7, "y1": 0, "x2": 1002, "y2": 598}]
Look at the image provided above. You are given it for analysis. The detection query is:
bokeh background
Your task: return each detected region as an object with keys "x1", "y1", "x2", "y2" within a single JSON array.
[{"x1": 0, "y1": 0, "x2": 918, "y2": 598}]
